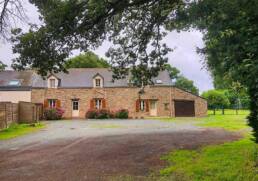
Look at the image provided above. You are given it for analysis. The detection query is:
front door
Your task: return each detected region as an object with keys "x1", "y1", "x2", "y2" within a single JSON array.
[
  {"x1": 150, "y1": 100, "x2": 157, "y2": 116},
  {"x1": 72, "y1": 100, "x2": 79, "y2": 118}
]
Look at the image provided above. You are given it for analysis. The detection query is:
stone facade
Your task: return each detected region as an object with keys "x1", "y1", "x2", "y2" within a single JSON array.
[{"x1": 31, "y1": 86, "x2": 207, "y2": 119}]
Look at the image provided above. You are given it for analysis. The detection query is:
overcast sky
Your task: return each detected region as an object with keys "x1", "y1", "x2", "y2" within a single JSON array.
[{"x1": 0, "y1": 1, "x2": 213, "y2": 93}]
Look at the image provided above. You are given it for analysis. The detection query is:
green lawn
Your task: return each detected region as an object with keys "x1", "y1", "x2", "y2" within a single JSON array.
[
  {"x1": 160, "y1": 136, "x2": 258, "y2": 181},
  {"x1": 153, "y1": 110, "x2": 250, "y2": 132},
  {"x1": 157, "y1": 110, "x2": 258, "y2": 181},
  {"x1": 208, "y1": 109, "x2": 250, "y2": 115},
  {"x1": 0, "y1": 123, "x2": 45, "y2": 140}
]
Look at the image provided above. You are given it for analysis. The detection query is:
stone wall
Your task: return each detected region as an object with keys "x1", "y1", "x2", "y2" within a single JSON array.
[{"x1": 31, "y1": 86, "x2": 207, "y2": 119}]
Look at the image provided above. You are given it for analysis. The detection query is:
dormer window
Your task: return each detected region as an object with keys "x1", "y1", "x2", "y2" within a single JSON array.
[
  {"x1": 93, "y1": 74, "x2": 103, "y2": 88},
  {"x1": 47, "y1": 75, "x2": 60, "y2": 88},
  {"x1": 50, "y1": 79, "x2": 56, "y2": 88},
  {"x1": 95, "y1": 79, "x2": 101, "y2": 87}
]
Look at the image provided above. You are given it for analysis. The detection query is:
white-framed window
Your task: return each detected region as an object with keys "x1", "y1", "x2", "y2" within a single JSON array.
[
  {"x1": 48, "y1": 99, "x2": 56, "y2": 108},
  {"x1": 95, "y1": 99, "x2": 102, "y2": 109},
  {"x1": 140, "y1": 100, "x2": 145, "y2": 111},
  {"x1": 95, "y1": 78, "x2": 101, "y2": 87},
  {"x1": 72, "y1": 101, "x2": 79, "y2": 110},
  {"x1": 50, "y1": 79, "x2": 56, "y2": 88}
]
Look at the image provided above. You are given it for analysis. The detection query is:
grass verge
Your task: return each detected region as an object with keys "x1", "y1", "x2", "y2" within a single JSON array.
[
  {"x1": 153, "y1": 111, "x2": 257, "y2": 180},
  {"x1": 160, "y1": 136, "x2": 258, "y2": 181},
  {"x1": 0, "y1": 123, "x2": 45, "y2": 140}
]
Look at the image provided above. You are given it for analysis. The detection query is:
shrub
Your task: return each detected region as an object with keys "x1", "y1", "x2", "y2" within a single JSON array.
[
  {"x1": 97, "y1": 109, "x2": 111, "y2": 119},
  {"x1": 115, "y1": 109, "x2": 129, "y2": 119},
  {"x1": 85, "y1": 109, "x2": 129, "y2": 119},
  {"x1": 86, "y1": 109, "x2": 99, "y2": 119},
  {"x1": 44, "y1": 108, "x2": 64, "y2": 120}
]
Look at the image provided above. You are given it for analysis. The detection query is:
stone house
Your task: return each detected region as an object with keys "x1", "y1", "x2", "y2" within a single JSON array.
[{"x1": 0, "y1": 68, "x2": 207, "y2": 118}]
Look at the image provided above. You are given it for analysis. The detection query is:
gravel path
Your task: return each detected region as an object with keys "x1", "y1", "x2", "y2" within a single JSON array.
[
  {"x1": 0, "y1": 119, "x2": 201, "y2": 150},
  {"x1": 0, "y1": 119, "x2": 242, "y2": 181}
]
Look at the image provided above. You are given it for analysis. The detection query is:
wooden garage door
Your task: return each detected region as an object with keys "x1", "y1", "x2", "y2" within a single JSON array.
[{"x1": 174, "y1": 100, "x2": 195, "y2": 117}]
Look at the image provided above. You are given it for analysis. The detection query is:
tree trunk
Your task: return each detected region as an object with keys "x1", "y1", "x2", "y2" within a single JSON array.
[
  {"x1": 222, "y1": 108, "x2": 225, "y2": 115},
  {"x1": 248, "y1": 86, "x2": 258, "y2": 143},
  {"x1": 213, "y1": 108, "x2": 215, "y2": 115}
]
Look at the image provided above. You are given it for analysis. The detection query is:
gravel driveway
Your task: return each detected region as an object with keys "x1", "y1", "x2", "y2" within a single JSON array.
[{"x1": 0, "y1": 119, "x2": 241, "y2": 181}]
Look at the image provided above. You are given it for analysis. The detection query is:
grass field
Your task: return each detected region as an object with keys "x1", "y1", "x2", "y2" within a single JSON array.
[
  {"x1": 158, "y1": 110, "x2": 258, "y2": 181},
  {"x1": 154, "y1": 110, "x2": 250, "y2": 132},
  {"x1": 208, "y1": 109, "x2": 250, "y2": 115},
  {"x1": 0, "y1": 123, "x2": 45, "y2": 140}
]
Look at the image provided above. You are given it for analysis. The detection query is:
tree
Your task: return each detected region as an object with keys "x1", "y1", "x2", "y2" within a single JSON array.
[
  {"x1": 65, "y1": 52, "x2": 109, "y2": 68},
  {"x1": 169, "y1": 0, "x2": 258, "y2": 142},
  {"x1": 165, "y1": 63, "x2": 199, "y2": 95},
  {"x1": 202, "y1": 90, "x2": 230, "y2": 115},
  {"x1": 175, "y1": 76, "x2": 199, "y2": 95},
  {"x1": 164, "y1": 63, "x2": 180, "y2": 79},
  {"x1": 11, "y1": 0, "x2": 180, "y2": 85},
  {"x1": 0, "y1": 0, "x2": 26, "y2": 39},
  {"x1": 0, "y1": 60, "x2": 7, "y2": 71}
]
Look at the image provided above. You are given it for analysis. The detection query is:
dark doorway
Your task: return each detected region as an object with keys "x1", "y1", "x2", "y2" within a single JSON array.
[{"x1": 174, "y1": 100, "x2": 195, "y2": 117}]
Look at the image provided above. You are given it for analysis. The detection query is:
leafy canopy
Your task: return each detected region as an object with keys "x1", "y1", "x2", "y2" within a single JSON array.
[
  {"x1": 202, "y1": 90, "x2": 230, "y2": 109},
  {"x1": 0, "y1": 61, "x2": 7, "y2": 71},
  {"x1": 175, "y1": 76, "x2": 199, "y2": 95},
  {"x1": 65, "y1": 51, "x2": 109, "y2": 68},
  {"x1": 165, "y1": 64, "x2": 199, "y2": 95},
  {"x1": 11, "y1": 0, "x2": 181, "y2": 87},
  {"x1": 170, "y1": 0, "x2": 258, "y2": 141}
]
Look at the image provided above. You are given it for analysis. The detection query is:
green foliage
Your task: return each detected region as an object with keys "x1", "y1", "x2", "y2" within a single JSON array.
[
  {"x1": 0, "y1": 61, "x2": 7, "y2": 71},
  {"x1": 85, "y1": 109, "x2": 129, "y2": 119},
  {"x1": 44, "y1": 108, "x2": 64, "y2": 120},
  {"x1": 0, "y1": 123, "x2": 45, "y2": 140},
  {"x1": 175, "y1": 76, "x2": 199, "y2": 95},
  {"x1": 86, "y1": 109, "x2": 114, "y2": 119},
  {"x1": 115, "y1": 109, "x2": 129, "y2": 119},
  {"x1": 65, "y1": 51, "x2": 109, "y2": 68},
  {"x1": 165, "y1": 64, "x2": 199, "y2": 95},
  {"x1": 164, "y1": 63, "x2": 180, "y2": 79},
  {"x1": 170, "y1": 0, "x2": 258, "y2": 142},
  {"x1": 202, "y1": 90, "x2": 230, "y2": 109},
  {"x1": 11, "y1": 0, "x2": 180, "y2": 83}
]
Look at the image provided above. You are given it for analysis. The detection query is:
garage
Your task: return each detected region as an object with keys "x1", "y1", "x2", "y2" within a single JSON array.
[{"x1": 174, "y1": 100, "x2": 195, "y2": 117}]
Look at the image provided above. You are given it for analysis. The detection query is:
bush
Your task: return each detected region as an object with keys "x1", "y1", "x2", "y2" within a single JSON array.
[
  {"x1": 44, "y1": 108, "x2": 64, "y2": 120},
  {"x1": 97, "y1": 109, "x2": 111, "y2": 119},
  {"x1": 85, "y1": 109, "x2": 128, "y2": 119},
  {"x1": 86, "y1": 109, "x2": 111, "y2": 119},
  {"x1": 85, "y1": 109, "x2": 99, "y2": 119},
  {"x1": 115, "y1": 109, "x2": 129, "y2": 119}
]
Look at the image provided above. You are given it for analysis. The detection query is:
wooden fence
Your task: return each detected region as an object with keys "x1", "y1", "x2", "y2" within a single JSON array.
[{"x1": 0, "y1": 102, "x2": 43, "y2": 130}]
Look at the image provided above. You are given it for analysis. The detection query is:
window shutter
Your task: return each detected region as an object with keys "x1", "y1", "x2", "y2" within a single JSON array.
[
  {"x1": 136, "y1": 99, "x2": 140, "y2": 112},
  {"x1": 90, "y1": 99, "x2": 95, "y2": 109},
  {"x1": 56, "y1": 99, "x2": 61, "y2": 108},
  {"x1": 44, "y1": 99, "x2": 49, "y2": 108},
  {"x1": 102, "y1": 99, "x2": 106, "y2": 109},
  {"x1": 145, "y1": 100, "x2": 149, "y2": 112}
]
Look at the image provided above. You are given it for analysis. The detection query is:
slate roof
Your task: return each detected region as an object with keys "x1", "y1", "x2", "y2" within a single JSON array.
[
  {"x1": 0, "y1": 70, "x2": 33, "y2": 90},
  {"x1": 0, "y1": 68, "x2": 172, "y2": 89}
]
